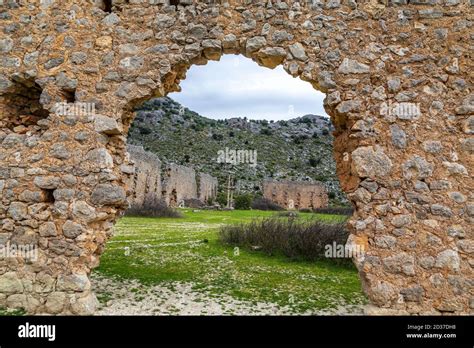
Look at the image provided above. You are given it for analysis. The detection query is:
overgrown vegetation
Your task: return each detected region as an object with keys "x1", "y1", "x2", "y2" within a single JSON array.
[
  {"x1": 0, "y1": 307, "x2": 25, "y2": 316},
  {"x1": 234, "y1": 194, "x2": 253, "y2": 210},
  {"x1": 251, "y1": 197, "x2": 284, "y2": 211},
  {"x1": 125, "y1": 196, "x2": 183, "y2": 218},
  {"x1": 313, "y1": 207, "x2": 354, "y2": 216},
  {"x1": 219, "y1": 217, "x2": 350, "y2": 262}
]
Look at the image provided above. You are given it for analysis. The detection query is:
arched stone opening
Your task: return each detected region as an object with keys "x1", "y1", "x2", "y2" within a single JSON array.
[{"x1": 0, "y1": 0, "x2": 471, "y2": 315}]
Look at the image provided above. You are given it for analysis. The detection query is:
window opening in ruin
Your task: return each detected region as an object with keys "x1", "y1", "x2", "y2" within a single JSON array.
[
  {"x1": 99, "y1": 0, "x2": 113, "y2": 13},
  {"x1": 0, "y1": 77, "x2": 50, "y2": 134},
  {"x1": 62, "y1": 88, "x2": 76, "y2": 104},
  {"x1": 126, "y1": 55, "x2": 348, "y2": 212},
  {"x1": 42, "y1": 189, "x2": 56, "y2": 204},
  {"x1": 112, "y1": 53, "x2": 364, "y2": 316}
]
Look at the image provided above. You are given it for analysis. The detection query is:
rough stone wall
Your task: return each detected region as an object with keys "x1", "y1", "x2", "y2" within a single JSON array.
[
  {"x1": 263, "y1": 180, "x2": 328, "y2": 209},
  {"x1": 125, "y1": 145, "x2": 162, "y2": 206},
  {"x1": 126, "y1": 145, "x2": 217, "y2": 208},
  {"x1": 161, "y1": 164, "x2": 198, "y2": 207},
  {"x1": 0, "y1": 0, "x2": 472, "y2": 315},
  {"x1": 198, "y1": 173, "x2": 218, "y2": 204}
]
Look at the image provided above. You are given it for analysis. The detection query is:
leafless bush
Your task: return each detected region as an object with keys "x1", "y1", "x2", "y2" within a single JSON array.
[
  {"x1": 125, "y1": 196, "x2": 182, "y2": 218},
  {"x1": 219, "y1": 217, "x2": 350, "y2": 261},
  {"x1": 251, "y1": 197, "x2": 284, "y2": 211},
  {"x1": 313, "y1": 207, "x2": 354, "y2": 216}
]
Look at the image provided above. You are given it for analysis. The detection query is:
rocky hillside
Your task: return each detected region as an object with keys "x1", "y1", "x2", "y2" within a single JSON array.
[{"x1": 127, "y1": 97, "x2": 347, "y2": 204}]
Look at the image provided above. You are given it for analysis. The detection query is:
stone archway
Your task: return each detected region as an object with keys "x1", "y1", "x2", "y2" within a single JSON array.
[{"x1": 0, "y1": 0, "x2": 472, "y2": 315}]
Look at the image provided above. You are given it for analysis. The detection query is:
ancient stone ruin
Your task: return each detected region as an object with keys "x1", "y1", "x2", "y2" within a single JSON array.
[
  {"x1": 198, "y1": 173, "x2": 219, "y2": 204},
  {"x1": 126, "y1": 145, "x2": 218, "y2": 208},
  {"x1": 125, "y1": 145, "x2": 162, "y2": 207},
  {"x1": 0, "y1": 0, "x2": 472, "y2": 314},
  {"x1": 263, "y1": 180, "x2": 328, "y2": 209}
]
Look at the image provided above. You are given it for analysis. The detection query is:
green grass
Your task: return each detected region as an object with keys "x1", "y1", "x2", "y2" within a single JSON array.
[
  {"x1": 0, "y1": 307, "x2": 25, "y2": 316},
  {"x1": 95, "y1": 209, "x2": 366, "y2": 313}
]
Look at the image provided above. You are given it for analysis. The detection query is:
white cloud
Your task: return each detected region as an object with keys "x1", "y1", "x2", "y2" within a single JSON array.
[{"x1": 169, "y1": 55, "x2": 327, "y2": 120}]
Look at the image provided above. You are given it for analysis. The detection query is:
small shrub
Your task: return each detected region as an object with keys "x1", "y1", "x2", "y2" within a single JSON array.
[
  {"x1": 260, "y1": 128, "x2": 272, "y2": 136},
  {"x1": 251, "y1": 197, "x2": 284, "y2": 211},
  {"x1": 219, "y1": 217, "x2": 349, "y2": 262},
  {"x1": 212, "y1": 133, "x2": 224, "y2": 141},
  {"x1": 125, "y1": 196, "x2": 182, "y2": 218},
  {"x1": 184, "y1": 198, "x2": 205, "y2": 208},
  {"x1": 216, "y1": 192, "x2": 228, "y2": 207},
  {"x1": 234, "y1": 194, "x2": 253, "y2": 210},
  {"x1": 298, "y1": 208, "x2": 312, "y2": 213},
  {"x1": 308, "y1": 157, "x2": 321, "y2": 167}
]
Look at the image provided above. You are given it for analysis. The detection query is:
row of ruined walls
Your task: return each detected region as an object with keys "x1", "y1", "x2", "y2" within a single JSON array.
[
  {"x1": 263, "y1": 180, "x2": 329, "y2": 210},
  {"x1": 125, "y1": 145, "x2": 218, "y2": 207}
]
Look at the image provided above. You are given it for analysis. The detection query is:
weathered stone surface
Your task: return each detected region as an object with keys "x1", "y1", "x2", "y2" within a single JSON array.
[
  {"x1": 0, "y1": 272, "x2": 23, "y2": 294},
  {"x1": 435, "y1": 250, "x2": 460, "y2": 272},
  {"x1": 86, "y1": 148, "x2": 114, "y2": 169},
  {"x1": 45, "y1": 292, "x2": 66, "y2": 314},
  {"x1": 94, "y1": 115, "x2": 122, "y2": 135},
  {"x1": 391, "y1": 215, "x2": 412, "y2": 228},
  {"x1": 338, "y1": 58, "x2": 370, "y2": 74},
  {"x1": 39, "y1": 222, "x2": 57, "y2": 237},
  {"x1": 71, "y1": 201, "x2": 97, "y2": 223},
  {"x1": 430, "y1": 204, "x2": 453, "y2": 217},
  {"x1": 62, "y1": 221, "x2": 84, "y2": 239},
  {"x1": 400, "y1": 285, "x2": 424, "y2": 302},
  {"x1": 257, "y1": 47, "x2": 287, "y2": 68},
  {"x1": 34, "y1": 176, "x2": 61, "y2": 190},
  {"x1": 351, "y1": 146, "x2": 392, "y2": 179},
  {"x1": 126, "y1": 146, "x2": 218, "y2": 209},
  {"x1": 8, "y1": 202, "x2": 28, "y2": 221},
  {"x1": 402, "y1": 156, "x2": 434, "y2": 180},
  {"x1": 246, "y1": 36, "x2": 266, "y2": 53},
  {"x1": 289, "y1": 43, "x2": 307, "y2": 61},
  {"x1": 383, "y1": 253, "x2": 415, "y2": 276},
  {"x1": 57, "y1": 274, "x2": 90, "y2": 292},
  {"x1": 70, "y1": 293, "x2": 99, "y2": 315},
  {"x1": 390, "y1": 125, "x2": 407, "y2": 149},
  {"x1": 90, "y1": 184, "x2": 127, "y2": 206}
]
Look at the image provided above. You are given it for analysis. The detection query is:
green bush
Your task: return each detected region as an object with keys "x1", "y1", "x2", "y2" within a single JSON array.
[
  {"x1": 260, "y1": 128, "x2": 272, "y2": 136},
  {"x1": 216, "y1": 192, "x2": 228, "y2": 207},
  {"x1": 234, "y1": 194, "x2": 253, "y2": 210}
]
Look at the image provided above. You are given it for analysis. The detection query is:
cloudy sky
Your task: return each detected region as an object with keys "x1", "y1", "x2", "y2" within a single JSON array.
[{"x1": 169, "y1": 55, "x2": 328, "y2": 121}]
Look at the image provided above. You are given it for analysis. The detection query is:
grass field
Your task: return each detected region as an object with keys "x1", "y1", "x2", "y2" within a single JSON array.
[{"x1": 93, "y1": 209, "x2": 366, "y2": 315}]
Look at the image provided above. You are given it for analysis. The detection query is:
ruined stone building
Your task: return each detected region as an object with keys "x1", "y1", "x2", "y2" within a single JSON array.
[
  {"x1": 198, "y1": 173, "x2": 219, "y2": 204},
  {"x1": 0, "y1": 0, "x2": 472, "y2": 315},
  {"x1": 161, "y1": 163, "x2": 198, "y2": 207},
  {"x1": 126, "y1": 146, "x2": 217, "y2": 208},
  {"x1": 263, "y1": 180, "x2": 329, "y2": 210},
  {"x1": 125, "y1": 145, "x2": 162, "y2": 206}
]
